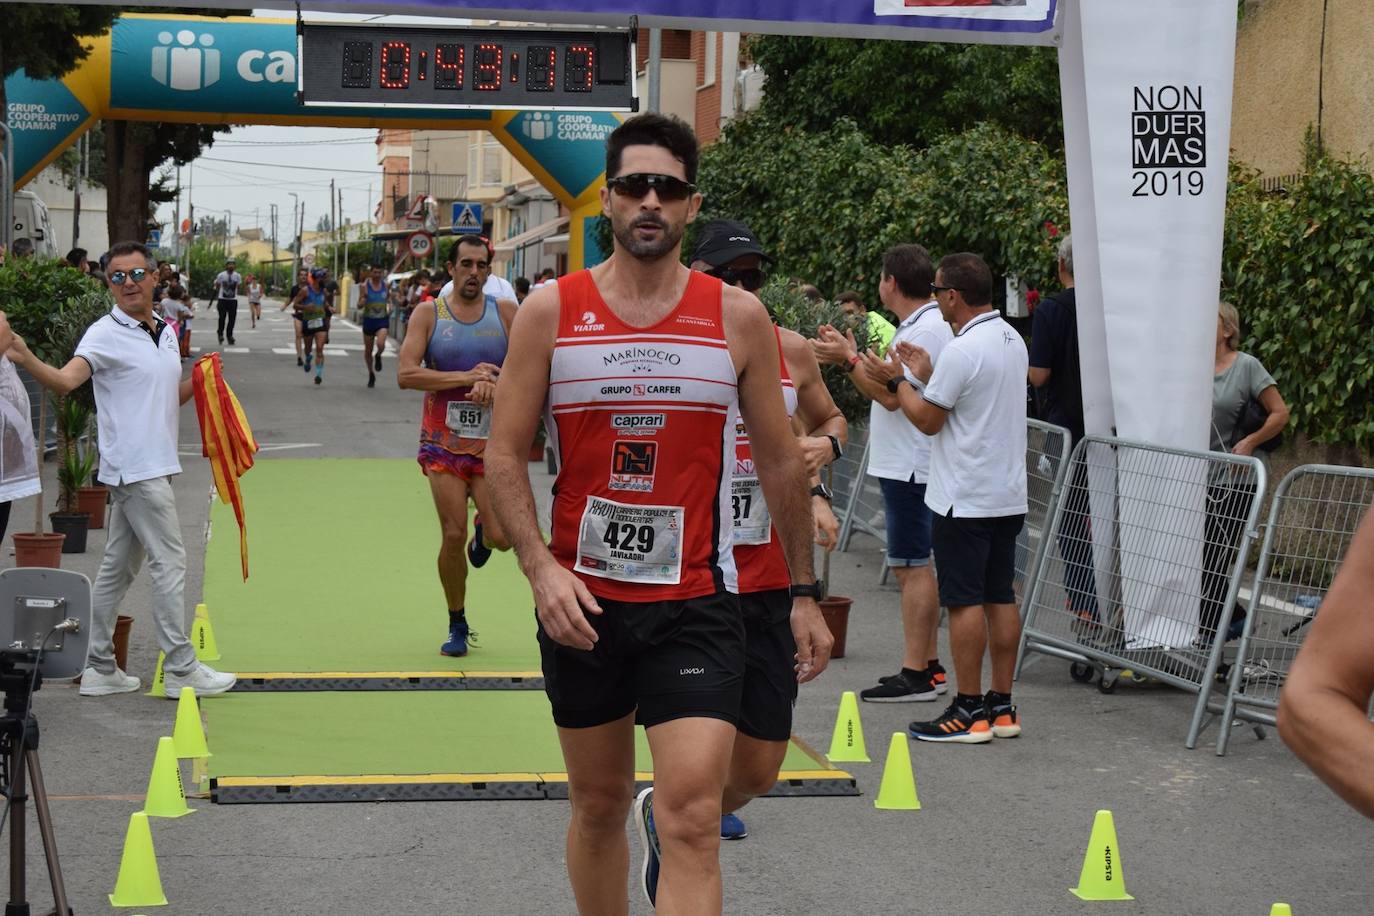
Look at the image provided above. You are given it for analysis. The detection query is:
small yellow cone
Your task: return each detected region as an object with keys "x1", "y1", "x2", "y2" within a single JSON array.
[
  {"x1": 873, "y1": 733, "x2": 920, "y2": 810},
  {"x1": 1071, "y1": 810, "x2": 1133, "y2": 900},
  {"x1": 1269, "y1": 906, "x2": 1293, "y2": 916},
  {"x1": 142, "y1": 737, "x2": 194, "y2": 819},
  {"x1": 144, "y1": 652, "x2": 166, "y2": 698},
  {"x1": 826, "y1": 691, "x2": 870, "y2": 763},
  {"x1": 191, "y1": 610, "x2": 221, "y2": 661},
  {"x1": 172, "y1": 687, "x2": 211, "y2": 760},
  {"x1": 108, "y1": 812, "x2": 168, "y2": 908}
]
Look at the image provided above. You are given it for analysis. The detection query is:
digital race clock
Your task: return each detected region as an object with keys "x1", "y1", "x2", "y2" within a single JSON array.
[{"x1": 298, "y1": 21, "x2": 637, "y2": 111}]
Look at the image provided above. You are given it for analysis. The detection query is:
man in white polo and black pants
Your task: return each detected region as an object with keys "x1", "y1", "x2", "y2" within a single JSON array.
[
  {"x1": 7, "y1": 241, "x2": 237, "y2": 699},
  {"x1": 893, "y1": 252, "x2": 1028, "y2": 744}
]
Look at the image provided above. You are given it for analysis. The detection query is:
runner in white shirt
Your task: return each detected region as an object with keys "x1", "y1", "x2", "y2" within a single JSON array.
[
  {"x1": 811, "y1": 244, "x2": 953, "y2": 703},
  {"x1": 895, "y1": 251, "x2": 1029, "y2": 745},
  {"x1": 247, "y1": 275, "x2": 264, "y2": 329},
  {"x1": 213, "y1": 258, "x2": 242, "y2": 346}
]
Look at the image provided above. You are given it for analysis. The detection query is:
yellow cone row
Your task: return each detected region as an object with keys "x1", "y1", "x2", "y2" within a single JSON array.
[{"x1": 112, "y1": 608, "x2": 220, "y2": 908}]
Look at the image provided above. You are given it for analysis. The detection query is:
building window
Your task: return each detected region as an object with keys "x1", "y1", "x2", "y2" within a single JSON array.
[
  {"x1": 699, "y1": 31, "x2": 717, "y2": 89},
  {"x1": 482, "y1": 136, "x2": 503, "y2": 187}
]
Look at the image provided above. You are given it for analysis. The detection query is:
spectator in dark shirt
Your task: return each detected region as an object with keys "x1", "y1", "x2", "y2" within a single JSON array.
[{"x1": 1027, "y1": 234, "x2": 1098, "y2": 630}]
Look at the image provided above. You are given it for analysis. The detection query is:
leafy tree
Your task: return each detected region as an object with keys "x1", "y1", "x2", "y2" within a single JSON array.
[
  {"x1": 0, "y1": 6, "x2": 118, "y2": 131},
  {"x1": 746, "y1": 36, "x2": 1064, "y2": 151}
]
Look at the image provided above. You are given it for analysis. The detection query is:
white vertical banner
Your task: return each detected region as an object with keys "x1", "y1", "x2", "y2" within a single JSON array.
[{"x1": 1073, "y1": 0, "x2": 1239, "y2": 646}]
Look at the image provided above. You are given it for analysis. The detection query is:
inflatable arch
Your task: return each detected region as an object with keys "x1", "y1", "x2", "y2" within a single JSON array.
[{"x1": 4, "y1": 13, "x2": 621, "y2": 270}]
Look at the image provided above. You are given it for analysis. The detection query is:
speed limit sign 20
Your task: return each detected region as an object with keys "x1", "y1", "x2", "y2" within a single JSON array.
[{"x1": 407, "y1": 231, "x2": 435, "y2": 259}]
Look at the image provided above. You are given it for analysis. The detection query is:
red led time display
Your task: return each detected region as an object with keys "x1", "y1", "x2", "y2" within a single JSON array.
[
  {"x1": 565, "y1": 44, "x2": 594, "y2": 92},
  {"x1": 475, "y1": 43, "x2": 503, "y2": 91},
  {"x1": 527, "y1": 46, "x2": 556, "y2": 92},
  {"x1": 380, "y1": 41, "x2": 411, "y2": 89},
  {"x1": 435, "y1": 43, "x2": 464, "y2": 90}
]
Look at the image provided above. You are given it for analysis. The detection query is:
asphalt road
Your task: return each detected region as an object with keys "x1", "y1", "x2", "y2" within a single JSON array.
[{"x1": 1, "y1": 300, "x2": 1365, "y2": 915}]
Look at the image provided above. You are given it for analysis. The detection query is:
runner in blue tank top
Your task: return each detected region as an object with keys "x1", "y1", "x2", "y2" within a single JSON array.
[
  {"x1": 399, "y1": 236, "x2": 518, "y2": 656},
  {"x1": 290, "y1": 269, "x2": 332, "y2": 385},
  {"x1": 357, "y1": 264, "x2": 392, "y2": 388}
]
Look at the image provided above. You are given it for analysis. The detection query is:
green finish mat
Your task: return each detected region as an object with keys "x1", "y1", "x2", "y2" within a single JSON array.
[
  {"x1": 204, "y1": 692, "x2": 855, "y2": 804},
  {"x1": 204, "y1": 459, "x2": 542, "y2": 674}
]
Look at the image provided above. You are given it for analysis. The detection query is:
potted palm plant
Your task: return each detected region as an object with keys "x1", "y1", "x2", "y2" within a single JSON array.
[
  {"x1": 0, "y1": 258, "x2": 110, "y2": 566},
  {"x1": 50, "y1": 401, "x2": 96, "y2": 553}
]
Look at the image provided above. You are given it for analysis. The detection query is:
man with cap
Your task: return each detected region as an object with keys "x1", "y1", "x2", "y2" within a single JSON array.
[
  {"x1": 690, "y1": 218, "x2": 849, "y2": 842},
  {"x1": 213, "y1": 258, "x2": 242, "y2": 346}
]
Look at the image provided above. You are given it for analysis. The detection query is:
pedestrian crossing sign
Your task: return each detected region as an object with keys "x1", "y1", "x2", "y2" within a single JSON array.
[{"x1": 451, "y1": 202, "x2": 484, "y2": 235}]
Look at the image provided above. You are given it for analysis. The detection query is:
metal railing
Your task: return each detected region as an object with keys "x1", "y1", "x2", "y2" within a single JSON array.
[
  {"x1": 1017, "y1": 419, "x2": 1074, "y2": 599},
  {"x1": 1214, "y1": 464, "x2": 1374, "y2": 755},
  {"x1": 834, "y1": 426, "x2": 882, "y2": 551},
  {"x1": 1016, "y1": 435, "x2": 1267, "y2": 748}
]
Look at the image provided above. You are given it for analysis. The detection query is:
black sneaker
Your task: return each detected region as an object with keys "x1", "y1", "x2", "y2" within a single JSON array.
[
  {"x1": 882, "y1": 663, "x2": 949, "y2": 696},
  {"x1": 367, "y1": 371, "x2": 376, "y2": 388},
  {"x1": 297, "y1": 357, "x2": 304, "y2": 366},
  {"x1": 908, "y1": 699, "x2": 993, "y2": 744},
  {"x1": 374, "y1": 352, "x2": 383, "y2": 372},
  {"x1": 860, "y1": 670, "x2": 937, "y2": 703},
  {"x1": 985, "y1": 692, "x2": 1022, "y2": 739}
]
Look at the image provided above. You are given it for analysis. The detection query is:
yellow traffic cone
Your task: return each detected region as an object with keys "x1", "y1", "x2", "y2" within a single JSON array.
[
  {"x1": 826, "y1": 691, "x2": 870, "y2": 763},
  {"x1": 144, "y1": 652, "x2": 166, "y2": 698},
  {"x1": 1270, "y1": 906, "x2": 1293, "y2": 915},
  {"x1": 142, "y1": 737, "x2": 194, "y2": 819},
  {"x1": 108, "y1": 812, "x2": 168, "y2": 908},
  {"x1": 172, "y1": 687, "x2": 211, "y2": 760},
  {"x1": 191, "y1": 605, "x2": 221, "y2": 661},
  {"x1": 873, "y1": 733, "x2": 920, "y2": 810},
  {"x1": 1071, "y1": 810, "x2": 1133, "y2": 900}
]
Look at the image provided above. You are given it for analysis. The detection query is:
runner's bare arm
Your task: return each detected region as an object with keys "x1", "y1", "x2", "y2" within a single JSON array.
[
  {"x1": 1278, "y1": 504, "x2": 1374, "y2": 818},
  {"x1": 395, "y1": 303, "x2": 499, "y2": 392},
  {"x1": 727, "y1": 289, "x2": 832, "y2": 682},
  {"x1": 781, "y1": 329, "x2": 847, "y2": 474},
  {"x1": 486, "y1": 288, "x2": 602, "y2": 650}
]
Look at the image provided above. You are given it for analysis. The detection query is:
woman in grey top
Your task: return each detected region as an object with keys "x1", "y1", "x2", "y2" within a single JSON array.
[{"x1": 1200, "y1": 301, "x2": 1290, "y2": 642}]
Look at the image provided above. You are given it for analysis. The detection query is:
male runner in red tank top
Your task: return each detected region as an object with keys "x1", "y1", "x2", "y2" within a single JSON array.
[
  {"x1": 689, "y1": 220, "x2": 848, "y2": 845},
  {"x1": 486, "y1": 114, "x2": 831, "y2": 916}
]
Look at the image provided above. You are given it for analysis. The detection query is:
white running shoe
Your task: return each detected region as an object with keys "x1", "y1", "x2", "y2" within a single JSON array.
[
  {"x1": 164, "y1": 663, "x2": 237, "y2": 699},
  {"x1": 79, "y1": 666, "x2": 141, "y2": 697}
]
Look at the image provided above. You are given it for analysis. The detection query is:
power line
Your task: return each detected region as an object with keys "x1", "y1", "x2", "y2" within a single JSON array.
[
  {"x1": 197, "y1": 156, "x2": 466, "y2": 178},
  {"x1": 215, "y1": 135, "x2": 377, "y2": 147}
]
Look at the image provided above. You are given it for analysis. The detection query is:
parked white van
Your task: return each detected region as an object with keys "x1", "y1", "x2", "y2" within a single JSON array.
[{"x1": 11, "y1": 190, "x2": 59, "y2": 259}]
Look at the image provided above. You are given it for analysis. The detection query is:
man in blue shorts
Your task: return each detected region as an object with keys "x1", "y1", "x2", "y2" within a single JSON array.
[{"x1": 357, "y1": 263, "x2": 391, "y2": 388}]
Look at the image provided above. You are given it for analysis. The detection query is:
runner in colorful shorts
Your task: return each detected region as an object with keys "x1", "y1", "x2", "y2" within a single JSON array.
[
  {"x1": 292, "y1": 269, "x2": 330, "y2": 385},
  {"x1": 398, "y1": 235, "x2": 518, "y2": 656}
]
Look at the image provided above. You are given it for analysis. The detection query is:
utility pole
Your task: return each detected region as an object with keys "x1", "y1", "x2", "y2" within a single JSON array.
[
  {"x1": 288, "y1": 191, "x2": 299, "y2": 282},
  {"x1": 270, "y1": 202, "x2": 278, "y2": 292},
  {"x1": 329, "y1": 178, "x2": 337, "y2": 278},
  {"x1": 337, "y1": 185, "x2": 344, "y2": 277},
  {"x1": 71, "y1": 133, "x2": 84, "y2": 247}
]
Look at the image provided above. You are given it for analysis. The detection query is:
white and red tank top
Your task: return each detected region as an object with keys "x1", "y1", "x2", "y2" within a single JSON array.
[
  {"x1": 547, "y1": 269, "x2": 738, "y2": 602},
  {"x1": 733, "y1": 327, "x2": 798, "y2": 594}
]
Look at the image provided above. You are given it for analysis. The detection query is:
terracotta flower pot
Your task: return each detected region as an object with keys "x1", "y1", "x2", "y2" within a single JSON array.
[
  {"x1": 12, "y1": 532, "x2": 65, "y2": 568},
  {"x1": 818, "y1": 595, "x2": 853, "y2": 659},
  {"x1": 76, "y1": 485, "x2": 109, "y2": 529}
]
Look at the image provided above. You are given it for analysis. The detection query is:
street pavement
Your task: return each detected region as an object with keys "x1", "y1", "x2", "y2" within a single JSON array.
[{"x1": 1, "y1": 298, "x2": 1366, "y2": 915}]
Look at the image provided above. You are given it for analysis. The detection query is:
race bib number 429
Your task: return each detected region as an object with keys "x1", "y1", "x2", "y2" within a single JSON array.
[{"x1": 576, "y1": 496, "x2": 684, "y2": 585}]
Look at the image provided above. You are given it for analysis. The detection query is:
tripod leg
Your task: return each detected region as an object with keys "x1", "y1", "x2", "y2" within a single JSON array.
[
  {"x1": 6, "y1": 736, "x2": 28, "y2": 916},
  {"x1": 23, "y1": 752, "x2": 70, "y2": 916}
]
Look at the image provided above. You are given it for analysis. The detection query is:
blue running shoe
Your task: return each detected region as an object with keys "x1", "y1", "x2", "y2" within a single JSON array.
[
  {"x1": 720, "y1": 812, "x2": 748, "y2": 840},
  {"x1": 303, "y1": 355, "x2": 312, "y2": 374},
  {"x1": 440, "y1": 619, "x2": 476, "y2": 657},
  {"x1": 467, "y1": 515, "x2": 492, "y2": 569},
  {"x1": 634, "y1": 787, "x2": 661, "y2": 907}
]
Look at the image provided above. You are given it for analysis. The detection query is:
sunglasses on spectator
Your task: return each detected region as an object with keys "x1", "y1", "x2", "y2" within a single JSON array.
[
  {"x1": 607, "y1": 173, "x2": 697, "y2": 202},
  {"x1": 706, "y1": 265, "x2": 766, "y2": 292},
  {"x1": 930, "y1": 284, "x2": 962, "y2": 296},
  {"x1": 108, "y1": 268, "x2": 150, "y2": 285}
]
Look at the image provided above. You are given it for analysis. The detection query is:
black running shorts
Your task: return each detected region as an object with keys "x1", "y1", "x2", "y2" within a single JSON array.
[
  {"x1": 931, "y1": 511, "x2": 1026, "y2": 607},
  {"x1": 738, "y1": 588, "x2": 798, "y2": 742},
  {"x1": 537, "y1": 590, "x2": 745, "y2": 731}
]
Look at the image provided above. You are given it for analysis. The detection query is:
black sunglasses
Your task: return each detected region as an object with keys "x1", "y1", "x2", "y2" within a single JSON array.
[
  {"x1": 930, "y1": 284, "x2": 962, "y2": 296},
  {"x1": 706, "y1": 265, "x2": 766, "y2": 292},
  {"x1": 108, "y1": 268, "x2": 150, "y2": 285},
  {"x1": 607, "y1": 173, "x2": 697, "y2": 202}
]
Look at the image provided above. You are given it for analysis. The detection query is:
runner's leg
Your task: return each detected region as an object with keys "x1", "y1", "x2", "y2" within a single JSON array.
[
  {"x1": 722, "y1": 734, "x2": 787, "y2": 814},
  {"x1": 558, "y1": 715, "x2": 637, "y2": 916},
  {"x1": 644, "y1": 717, "x2": 736, "y2": 915},
  {"x1": 467, "y1": 474, "x2": 511, "y2": 551},
  {"x1": 427, "y1": 469, "x2": 472, "y2": 612}
]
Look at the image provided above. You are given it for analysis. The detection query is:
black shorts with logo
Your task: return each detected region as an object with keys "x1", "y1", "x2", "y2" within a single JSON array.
[
  {"x1": 537, "y1": 590, "x2": 745, "y2": 730},
  {"x1": 738, "y1": 588, "x2": 798, "y2": 742}
]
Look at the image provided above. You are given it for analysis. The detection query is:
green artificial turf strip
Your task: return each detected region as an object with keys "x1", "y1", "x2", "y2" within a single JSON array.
[
  {"x1": 203, "y1": 459, "x2": 543, "y2": 673},
  {"x1": 205, "y1": 692, "x2": 826, "y2": 779}
]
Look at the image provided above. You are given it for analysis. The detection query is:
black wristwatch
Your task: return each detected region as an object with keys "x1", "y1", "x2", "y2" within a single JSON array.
[
  {"x1": 809, "y1": 483, "x2": 833, "y2": 501},
  {"x1": 826, "y1": 434, "x2": 843, "y2": 461},
  {"x1": 789, "y1": 581, "x2": 826, "y2": 600},
  {"x1": 885, "y1": 376, "x2": 906, "y2": 395}
]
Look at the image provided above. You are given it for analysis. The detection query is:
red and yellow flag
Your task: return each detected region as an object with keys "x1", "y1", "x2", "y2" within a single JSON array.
[{"x1": 192, "y1": 353, "x2": 259, "y2": 580}]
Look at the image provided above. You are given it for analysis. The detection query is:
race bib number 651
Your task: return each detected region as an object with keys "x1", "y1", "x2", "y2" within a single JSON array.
[
  {"x1": 446, "y1": 401, "x2": 491, "y2": 439},
  {"x1": 576, "y1": 496, "x2": 684, "y2": 585}
]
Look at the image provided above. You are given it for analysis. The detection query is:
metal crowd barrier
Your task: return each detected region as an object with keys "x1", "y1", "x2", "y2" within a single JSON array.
[
  {"x1": 1015, "y1": 435, "x2": 1267, "y2": 748},
  {"x1": 1018, "y1": 420, "x2": 1074, "y2": 599},
  {"x1": 1214, "y1": 464, "x2": 1374, "y2": 755},
  {"x1": 834, "y1": 426, "x2": 883, "y2": 551}
]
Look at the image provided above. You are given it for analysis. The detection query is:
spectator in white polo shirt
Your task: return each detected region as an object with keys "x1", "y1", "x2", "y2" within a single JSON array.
[
  {"x1": 6, "y1": 241, "x2": 237, "y2": 699},
  {"x1": 893, "y1": 252, "x2": 1028, "y2": 745}
]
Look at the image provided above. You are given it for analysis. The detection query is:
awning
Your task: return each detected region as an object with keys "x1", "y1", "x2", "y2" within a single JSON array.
[
  {"x1": 493, "y1": 216, "x2": 569, "y2": 263},
  {"x1": 542, "y1": 233, "x2": 570, "y2": 255}
]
